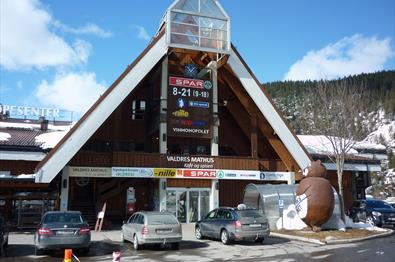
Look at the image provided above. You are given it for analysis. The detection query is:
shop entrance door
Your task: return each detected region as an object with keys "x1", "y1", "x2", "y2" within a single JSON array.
[{"x1": 166, "y1": 188, "x2": 210, "y2": 223}]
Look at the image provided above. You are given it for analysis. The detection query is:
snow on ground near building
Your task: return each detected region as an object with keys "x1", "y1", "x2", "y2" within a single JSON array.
[
  {"x1": 297, "y1": 135, "x2": 358, "y2": 155},
  {"x1": 0, "y1": 121, "x2": 73, "y2": 131},
  {"x1": 0, "y1": 132, "x2": 11, "y2": 141},
  {"x1": 35, "y1": 131, "x2": 68, "y2": 149}
]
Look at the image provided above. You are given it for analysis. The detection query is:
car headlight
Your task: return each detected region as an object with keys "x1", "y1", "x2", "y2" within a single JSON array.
[{"x1": 372, "y1": 211, "x2": 382, "y2": 216}]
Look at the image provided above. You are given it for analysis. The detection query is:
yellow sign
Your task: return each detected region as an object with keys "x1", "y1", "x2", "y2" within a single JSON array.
[
  {"x1": 172, "y1": 110, "x2": 189, "y2": 118},
  {"x1": 154, "y1": 168, "x2": 177, "y2": 178}
]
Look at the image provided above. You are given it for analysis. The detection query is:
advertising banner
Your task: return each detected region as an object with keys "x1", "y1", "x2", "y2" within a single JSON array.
[
  {"x1": 167, "y1": 76, "x2": 213, "y2": 138},
  {"x1": 112, "y1": 167, "x2": 153, "y2": 178},
  {"x1": 68, "y1": 167, "x2": 111, "y2": 178}
]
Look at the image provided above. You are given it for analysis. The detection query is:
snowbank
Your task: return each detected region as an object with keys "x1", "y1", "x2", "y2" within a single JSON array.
[{"x1": 276, "y1": 204, "x2": 307, "y2": 230}]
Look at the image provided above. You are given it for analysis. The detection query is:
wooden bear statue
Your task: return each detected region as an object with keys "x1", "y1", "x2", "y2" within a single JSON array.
[{"x1": 295, "y1": 160, "x2": 334, "y2": 232}]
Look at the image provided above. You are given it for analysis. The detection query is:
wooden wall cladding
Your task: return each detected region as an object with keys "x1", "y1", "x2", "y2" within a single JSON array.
[
  {"x1": 0, "y1": 160, "x2": 37, "y2": 175},
  {"x1": 69, "y1": 151, "x2": 286, "y2": 172},
  {"x1": 219, "y1": 179, "x2": 271, "y2": 207}
]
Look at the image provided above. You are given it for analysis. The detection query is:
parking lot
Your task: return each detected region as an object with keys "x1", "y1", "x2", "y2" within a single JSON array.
[{"x1": 1, "y1": 224, "x2": 395, "y2": 261}]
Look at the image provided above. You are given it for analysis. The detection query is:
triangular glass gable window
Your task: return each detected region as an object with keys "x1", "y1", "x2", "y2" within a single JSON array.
[{"x1": 167, "y1": 0, "x2": 230, "y2": 53}]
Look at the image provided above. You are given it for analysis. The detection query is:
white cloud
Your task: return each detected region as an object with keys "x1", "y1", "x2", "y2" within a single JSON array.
[
  {"x1": 132, "y1": 25, "x2": 150, "y2": 41},
  {"x1": 53, "y1": 21, "x2": 113, "y2": 38},
  {"x1": 35, "y1": 72, "x2": 106, "y2": 114},
  {"x1": 0, "y1": 0, "x2": 91, "y2": 70},
  {"x1": 284, "y1": 34, "x2": 394, "y2": 81}
]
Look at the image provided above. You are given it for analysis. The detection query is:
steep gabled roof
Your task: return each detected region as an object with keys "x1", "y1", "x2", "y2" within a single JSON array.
[
  {"x1": 35, "y1": 29, "x2": 311, "y2": 183},
  {"x1": 35, "y1": 31, "x2": 168, "y2": 183}
]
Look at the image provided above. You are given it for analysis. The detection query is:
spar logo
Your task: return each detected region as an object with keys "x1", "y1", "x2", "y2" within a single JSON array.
[
  {"x1": 169, "y1": 76, "x2": 204, "y2": 89},
  {"x1": 183, "y1": 170, "x2": 216, "y2": 178}
]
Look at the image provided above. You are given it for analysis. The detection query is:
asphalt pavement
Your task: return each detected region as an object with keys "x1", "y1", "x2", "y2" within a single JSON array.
[{"x1": 1, "y1": 224, "x2": 394, "y2": 261}]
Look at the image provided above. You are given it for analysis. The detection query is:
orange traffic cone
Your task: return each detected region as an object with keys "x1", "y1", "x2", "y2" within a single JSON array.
[{"x1": 64, "y1": 249, "x2": 72, "y2": 262}]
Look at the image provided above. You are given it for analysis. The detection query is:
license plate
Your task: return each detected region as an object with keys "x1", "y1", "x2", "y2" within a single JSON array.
[
  {"x1": 249, "y1": 224, "x2": 261, "y2": 228},
  {"x1": 157, "y1": 229, "x2": 172, "y2": 233},
  {"x1": 57, "y1": 230, "x2": 74, "y2": 235}
]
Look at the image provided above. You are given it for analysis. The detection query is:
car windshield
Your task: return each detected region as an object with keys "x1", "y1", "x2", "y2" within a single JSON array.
[
  {"x1": 44, "y1": 213, "x2": 83, "y2": 223},
  {"x1": 147, "y1": 214, "x2": 179, "y2": 225},
  {"x1": 367, "y1": 201, "x2": 394, "y2": 209},
  {"x1": 236, "y1": 209, "x2": 263, "y2": 218}
]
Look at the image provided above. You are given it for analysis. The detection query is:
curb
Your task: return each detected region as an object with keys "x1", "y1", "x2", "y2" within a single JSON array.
[
  {"x1": 325, "y1": 229, "x2": 394, "y2": 244},
  {"x1": 270, "y1": 228, "x2": 394, "y2": 245},
  {"x1": 270, "y1": 232, "x2": 325, "y2": 245}
]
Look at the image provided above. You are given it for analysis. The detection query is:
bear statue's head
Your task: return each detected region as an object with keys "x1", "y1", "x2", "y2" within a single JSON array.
[{"x1": 302, "y1": 160, "x2": 327, "y2": 178}]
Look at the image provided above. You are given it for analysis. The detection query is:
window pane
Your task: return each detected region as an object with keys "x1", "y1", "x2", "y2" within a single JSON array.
[{"x1": 148, "y1": 214, "x2": 178, "y2": 225}]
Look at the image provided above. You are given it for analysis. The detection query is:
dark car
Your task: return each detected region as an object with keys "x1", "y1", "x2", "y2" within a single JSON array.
[
  {"x1": 0, "y1": 213, "x2": 9, "y2": 256},
  {"x1": 195, "y1": 207, "x2": 270, "y2": 245},
  {"x1": 351, "y1": 199, "x2": 395, "y2": 227},
  {"x1": 34, "y1": 211, "x2": 91, "y2": 255}
]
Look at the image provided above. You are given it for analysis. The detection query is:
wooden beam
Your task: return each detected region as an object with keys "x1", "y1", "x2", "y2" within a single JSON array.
[{"x1": 220, "y1": 66, "x2": 301, "y2": 172}]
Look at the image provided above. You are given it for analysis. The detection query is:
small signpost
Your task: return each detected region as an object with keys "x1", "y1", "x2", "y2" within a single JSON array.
[{"x1": 95, "y1": 202, "x2": 106, "y2": 232}]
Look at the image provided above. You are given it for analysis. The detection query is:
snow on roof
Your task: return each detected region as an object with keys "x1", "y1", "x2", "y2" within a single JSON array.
[
  {"x1": 0, "y1": 132, "x2": 11, "y2": 141},
  {"x1": 354, "y1": 141, "x2": 386, "y2": 151},
  {"x1": 0, "y1": 121, "x2": 73, "y2": 131},
  {"x1": 35, "y1": 131, "x2": 68, "y2": 149},
  {"x1": 297, "y1": 135, "x2": 358, "y2": 155}
]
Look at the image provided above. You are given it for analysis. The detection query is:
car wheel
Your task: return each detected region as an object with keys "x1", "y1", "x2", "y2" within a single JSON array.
[
  {"x1": 255, "y1": 237, "x2": 264, "y2": 243},
  {"x1": 171, "y1": 242, "x2": 180, "y2": 250},
  {"x1": 221, "y1": 229, "x2": 231, "y2": 245},
  {"x1": 80, "y1": 247, "x2": 90, "y2": 255},
  {"x1": 195, "y1": 226, "x2": 204, "y2": 240},
  {"x1": 121, "y1": 232, "x2": 125, "y2": 243},
  {"x1": 366, "y1": 216, "x2": 375, "y2": 226},
  {"x1": 133, "y1": 234, "x2": 141, "y2": 250},
  {"x1": 35, "y1": 247, "x2": 45, "y2": 256}
]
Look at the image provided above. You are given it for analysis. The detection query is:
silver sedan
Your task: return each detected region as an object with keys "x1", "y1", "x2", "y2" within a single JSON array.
[{"x1": 121, "y1": 212, "x2": 182, "y2": 250}]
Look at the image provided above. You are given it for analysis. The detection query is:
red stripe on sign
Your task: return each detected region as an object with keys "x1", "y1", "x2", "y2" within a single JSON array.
[
  {"x1": 183, "y1": 170, "x2": 216, "y2": 178},
  {"x1": 169, "y1": 76, "x2": 204, "y2": 89}
]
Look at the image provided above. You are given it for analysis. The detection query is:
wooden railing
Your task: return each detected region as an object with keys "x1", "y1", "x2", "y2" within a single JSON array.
[{"x1": 69, "y1": 151, "x2": 287, "y2": 171}]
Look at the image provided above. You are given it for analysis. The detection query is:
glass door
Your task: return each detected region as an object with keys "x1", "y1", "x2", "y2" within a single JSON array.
[
  {"x1": 177, "y1": 191, "x2": 187, "y2": 223},
  {"x1": 166, "y1": 188, "x2": 211, "y2": 223}
]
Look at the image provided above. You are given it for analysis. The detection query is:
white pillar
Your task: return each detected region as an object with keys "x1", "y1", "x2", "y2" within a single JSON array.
[
  {"x1": 210, "y1": 179, "x2": 219, "y2": 210},
  {"x1": 209, "y1": 61, "x2": 219, "y2": 156},
  {"x1": 159, "y1": 179, "x2": 167, "y2": 211},
  {"x1": 287, "y1": 172, "x2": 295, "y2": 185},
  {"x1": 160, "y1": 56, "x2": 168, "y2": 154},
  {"x1": 60, "y1": 166, "x2": 70, "y2": 211}
]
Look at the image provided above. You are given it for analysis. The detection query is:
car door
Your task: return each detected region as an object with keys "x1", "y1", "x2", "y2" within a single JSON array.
[
  {"x1": 200, "y1": 209, "x2": 217, "y2": 238},
  {"x1": 212, "y1": 209, "x2": 226, "y2": 239},
  {"x1": 124, "y1": 214, "x2": 136, "y2": 241}
]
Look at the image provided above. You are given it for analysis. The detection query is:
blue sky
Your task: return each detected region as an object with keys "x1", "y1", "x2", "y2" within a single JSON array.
[{"x1": 1, "y1": 0, "x2": 394, "y2": 118}]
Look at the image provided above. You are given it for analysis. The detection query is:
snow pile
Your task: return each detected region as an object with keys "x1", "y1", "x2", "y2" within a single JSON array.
[
  {"x1": 35, "y1": 131, "x2": 67, "y2": 149},
  {"x1": 276, "y1": 204, "x2": 307, "y2": 230},
  {"x1": 0, "y1": 132, "x2": 11, "y2": 141}
]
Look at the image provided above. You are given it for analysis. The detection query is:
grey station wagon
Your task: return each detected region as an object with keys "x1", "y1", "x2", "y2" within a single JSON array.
[
  {"x1": 121, "y1": 211, "x2": 182, "y2": 250},
  {"x1": 195, "y1": 207, "x2": 270, "y2": 245},
  {"x1": 34, "y1": 211, "x2": 91, "y2": 255}
]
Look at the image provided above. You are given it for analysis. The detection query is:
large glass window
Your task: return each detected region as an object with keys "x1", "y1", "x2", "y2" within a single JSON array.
[{"x1": 168, "y1": 0, "x2": 230, "y2": 53}]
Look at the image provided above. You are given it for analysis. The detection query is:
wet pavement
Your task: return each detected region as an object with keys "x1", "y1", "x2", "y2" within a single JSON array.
[{"x1": 1, "y1": 224, "x2": 394, "y2": 261}]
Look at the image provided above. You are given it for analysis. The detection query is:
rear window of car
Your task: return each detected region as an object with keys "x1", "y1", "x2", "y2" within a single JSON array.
[
  {"x1": 147, "y1": 214, "x2": 179, "y2": 225},
  {"x1": 236, "y1": 209, "x2": 263, "y2": 218},
  {"x1": 44, "y1": 213, "x2": 83, "y2": 223}
]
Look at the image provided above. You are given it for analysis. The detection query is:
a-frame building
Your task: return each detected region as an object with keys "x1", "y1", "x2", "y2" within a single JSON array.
[{"x1": 35, "y1": 0, "x2": 311, "y2": 223}]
